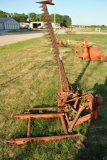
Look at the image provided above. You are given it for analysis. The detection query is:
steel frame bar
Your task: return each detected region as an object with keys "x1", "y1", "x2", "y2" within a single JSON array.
[
  {"x1": 14, "y1": 113, "x2": 65, "y2": 119},
  {"x1": 68, "y1": 105, "x2": 86, "y2": 132},
  {"x1": 68, "y1": 114, "x2": 92, "y2": 127},
  {"x1": 27, "y1": 117, "x2": 31, "y2": 137},
  {"x1": 7, "y1": 134, "x2": 79, "y2": 145},
  {"x1": 14, "y1": 113, "x2": 68, "y2": 136}
]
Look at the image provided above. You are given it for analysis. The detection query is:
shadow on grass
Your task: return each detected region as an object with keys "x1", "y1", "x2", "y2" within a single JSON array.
[
  {"x1": 0, "y1": 75, "x2": 21, "y2": 87},
  {"x1": 74, "y1": 120, "x2": 107, "y2": 160},
  {"x1": 5, "y1": 63, "x2": 107, "y2": 159},
  {"x1": 73, "y1": 61, "x2": 90, "y2": 88},
  {"x1": 74, "y1": 77, "x2": 107, "y2": 160}
]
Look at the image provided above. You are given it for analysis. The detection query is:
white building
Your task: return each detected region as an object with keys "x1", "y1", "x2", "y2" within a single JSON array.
[
  {"x1": 20, "y1": 22, "x2": 30, "y2": 29},
  {"x1": 30, "y1": 21, "x2": 46, "y2": 29},
  {"x1": 29, "y1": 21, "x2": 61, "y2": 29},
  {"x1": 52, "y1": 23, "x2": 61, "y2": 29},
  {"x1": 0, "y1": 18, "x2": 20, "y2": 30}
]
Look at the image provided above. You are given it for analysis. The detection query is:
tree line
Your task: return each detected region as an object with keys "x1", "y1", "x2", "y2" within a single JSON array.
[{"x1": 0, "y1": 10, "x2": 72, "y2": 27}]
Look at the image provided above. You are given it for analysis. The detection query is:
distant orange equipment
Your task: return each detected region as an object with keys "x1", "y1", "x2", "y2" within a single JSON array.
[
  {"x1": 73, "y1": 36, "x2": 107, "y2": 61},
  {"x1": 56, "y1": 39, "x2": 68, "y2": 47}
]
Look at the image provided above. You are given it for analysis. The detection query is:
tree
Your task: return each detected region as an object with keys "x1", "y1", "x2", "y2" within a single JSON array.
[
  {"x1": 50, "y1": 14, "x2": 63, "y2": 23},
  {"x1": 0, "y1": 10, "x2": 8, "y2": 18},
  {"x1": 62, "y1": 15, "x2": 72, "y2": 27},
  {"x1": 101, "y1": 25, "x2": 105, "y2": 28},
  {"x1": 28, "y1": 12, "x2": 37, "y2": 22},
  {"x1": 12, "y1": 13, "x2": 27, "y2": 22},
  {"x1": 37, "y1": 14, "x2": 45, "y2": 21},
  {"x1": 0, "y1": 10, "x2": 72, "y2": 26},
  {"x1": 50, "y1": 14, "x2": 54, "y2": 22},
  {"x1": 50, "y1": 13, "x2": 72, "y2": 27}
]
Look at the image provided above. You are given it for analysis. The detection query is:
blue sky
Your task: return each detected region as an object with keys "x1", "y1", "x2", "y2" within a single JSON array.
[{"x1": 0, "y1": 0, "x2": 107, "y2": 25}]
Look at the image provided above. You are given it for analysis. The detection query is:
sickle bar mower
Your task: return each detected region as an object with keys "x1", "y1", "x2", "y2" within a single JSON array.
[{"x1": 8, "y1": 0, "x2": 104, "y2": 145}]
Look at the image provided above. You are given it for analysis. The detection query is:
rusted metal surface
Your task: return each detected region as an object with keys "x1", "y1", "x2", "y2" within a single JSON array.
[
  {"x1": 27, "y1": 117, "x2": 31, "y2": 137},
  {"x1": 8, "y1": 0, "x2": 104, "y2": 145},
  {"x1": 68, "y1": 105, "x2": 86, "y2": 133},
  {"x1": 14, "y1": 112, "x2": 68, "y2": 134},
  {"x1": 38, "y1": 0, "x2": 72, "y2": 93},
  {"x1": 74, "y1": 36, "x2": 107, "y2": 61},
  {"x1": 8, "y1": 134, "x2": 79, "y2": 145},
  {"x1": 14, "y1": 113, "x2": 64, "y2": 119},
  {"x1": 56, "y1": 39, "x2": 68, "y2": 47}
]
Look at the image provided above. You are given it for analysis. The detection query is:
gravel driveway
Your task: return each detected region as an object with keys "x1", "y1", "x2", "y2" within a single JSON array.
[
  {"x1": 0, "y1": 30, "x2": 44, "y2": 46},
  {"x1": 0, "y1": 29, "x2": 107, "y2": 46}
]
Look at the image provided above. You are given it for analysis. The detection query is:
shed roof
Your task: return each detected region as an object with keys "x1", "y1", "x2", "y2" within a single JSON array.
[{"x1": 0, "y1": 18, "x2": 17, "y2": 23}]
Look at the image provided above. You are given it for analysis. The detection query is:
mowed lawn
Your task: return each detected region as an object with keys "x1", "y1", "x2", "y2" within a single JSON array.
[{"x1": 0, "y1": 34, "x2": 107, "y2": 160}]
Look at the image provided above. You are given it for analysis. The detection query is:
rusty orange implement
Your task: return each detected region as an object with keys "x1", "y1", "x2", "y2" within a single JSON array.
[
  {"x1": 7, "y1": 1, "x2": 104, "y2": 145},
  {"x1": 74, "y1": 36, "x2": 107, "y2": 61}
]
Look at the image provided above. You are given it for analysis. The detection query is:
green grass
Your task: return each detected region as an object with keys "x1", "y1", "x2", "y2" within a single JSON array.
[{"x1": 0, "y1": 34, "x2": 107, "y2": 160}]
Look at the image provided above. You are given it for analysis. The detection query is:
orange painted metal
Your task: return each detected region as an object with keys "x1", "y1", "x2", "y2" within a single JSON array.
[
  {"x1": 72, "y1": 114, "x2": 92, "y2": 126},
  {"x1": 14, "y1": 113, "x2": 65, "y2": 119},
  {"x1": 74, "y1": 36, "x2": 107, "y2": 61},
  {"x1": 7, "y1": 0, "x2": 104, "y2": 145},
  {"x1": 68, "y1": 105, "x2": 86, "y2": 132},
  {"x1": 56, "y1": 39, "x2": 68, "y2": 47},
  {"x1": 7, "y1": 134, "x2": 79, "y2": 145},
  {"x1": 13, "y1": 112, "x2": 68, "y2": 135}
]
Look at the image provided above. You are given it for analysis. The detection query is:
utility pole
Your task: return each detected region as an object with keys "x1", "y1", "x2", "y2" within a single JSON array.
[{"x1": 54, "y1": 0, "x2": 56, "y2": 29}]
